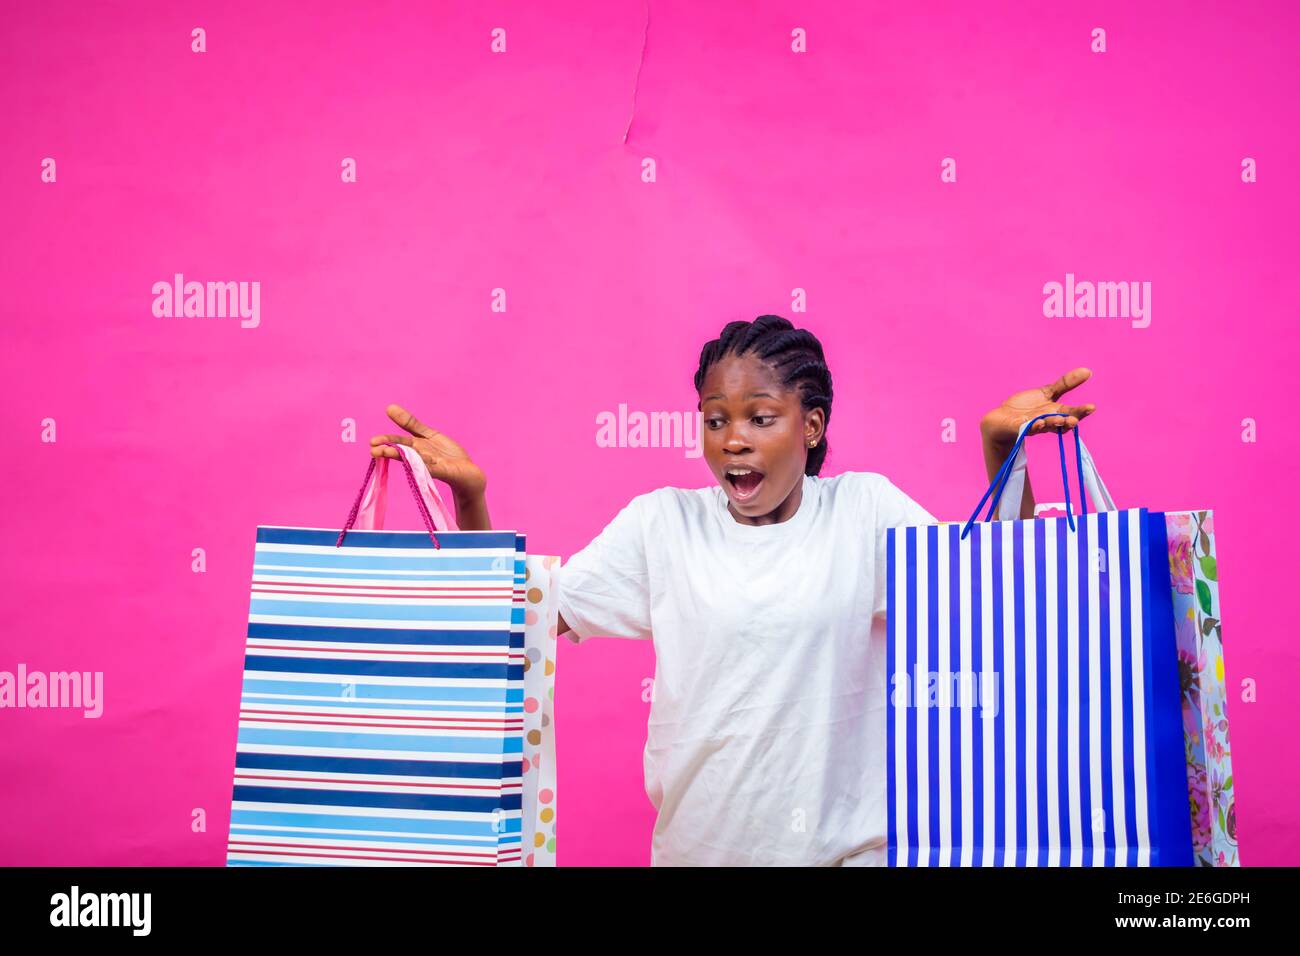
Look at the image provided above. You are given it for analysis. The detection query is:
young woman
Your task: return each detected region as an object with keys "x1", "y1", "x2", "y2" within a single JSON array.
[{"x1": 369, "y1": 314, "x2": 1096, "y2": 867}]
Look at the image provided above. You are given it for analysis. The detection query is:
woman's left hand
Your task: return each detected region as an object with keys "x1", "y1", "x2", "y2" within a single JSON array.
[{"x1": 980, "y1": 368, "x2": 1097, "y2": 447}]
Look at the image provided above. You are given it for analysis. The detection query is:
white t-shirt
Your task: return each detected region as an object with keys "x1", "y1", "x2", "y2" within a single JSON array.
[{"x1": 554, "y1": 470, "x2": 939, "y2": 866}]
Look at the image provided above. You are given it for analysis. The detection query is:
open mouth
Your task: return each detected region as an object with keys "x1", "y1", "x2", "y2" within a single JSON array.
[{"x1": 724, "y1": 466, "x2": 766, "y2": 501}]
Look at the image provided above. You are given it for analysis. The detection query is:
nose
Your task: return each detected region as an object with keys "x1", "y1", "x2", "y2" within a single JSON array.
[{"x1": 722, "y1": 425, "x2": 753, "y2": 455}]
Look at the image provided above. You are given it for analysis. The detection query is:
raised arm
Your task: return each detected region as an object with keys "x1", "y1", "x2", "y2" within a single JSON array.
[
  {"x1": 370, "y1": 403, "x2": 491, "y2": 529},
  {"x1": 369, "y1": 403, "x2": 572, "y2": 635},
  {"x1": 979, "y1": 368, "x2": 1098, "y2": 519}
]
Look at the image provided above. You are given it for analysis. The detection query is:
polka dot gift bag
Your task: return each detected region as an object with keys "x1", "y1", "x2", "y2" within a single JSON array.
[{"x1": 520, "y1": 554, "x2": 562, "y2": 866}]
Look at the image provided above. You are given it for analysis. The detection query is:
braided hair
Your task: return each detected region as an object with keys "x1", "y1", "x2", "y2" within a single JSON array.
[{"x1": 693, "y1": 315, "x2": 834, "y2": 476}]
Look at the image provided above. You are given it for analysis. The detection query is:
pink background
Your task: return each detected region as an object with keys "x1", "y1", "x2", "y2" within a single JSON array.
[{"x1": 2, "y1": 1, "x2": 1297, "y2": 865}]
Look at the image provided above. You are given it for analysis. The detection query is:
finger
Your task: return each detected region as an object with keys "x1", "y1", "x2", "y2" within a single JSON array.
[
  {"x1": 1044, "y1": 367, "x2": 1092, "y2": 401},
  {"x1": 1027, "y1": 414, "x2": 1068, "y2": 434},
  {"x1": 386, "y1": 403, "x2": 436, "y2": 440},
  {"x1": 1052, "y1": 403, "x2": 1096, "y2": 429},
  {"x1": 1029, "y1": 414, "x2": 1074, "y2": 434},
  {"x1": 369, "y1": 433, "x2": 414, "y2": 448},
  {"x1": 369, "y1": 443, "x2": 400, "y2": 459}
]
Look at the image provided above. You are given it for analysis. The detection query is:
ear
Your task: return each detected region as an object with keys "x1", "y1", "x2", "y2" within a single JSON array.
[{"x1": 804, "y1": 407, "x2": 825, "y2": 445}]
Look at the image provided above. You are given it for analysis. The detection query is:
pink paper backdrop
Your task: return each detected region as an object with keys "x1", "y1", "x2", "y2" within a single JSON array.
[{"x1": 1, "y1": 0, "x2": 1296, "y2": 865}]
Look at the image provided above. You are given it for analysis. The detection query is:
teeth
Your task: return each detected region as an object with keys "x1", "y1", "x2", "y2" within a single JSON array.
[{"x1": 726, "y1": 468, "x2": 755, "y2": 476}]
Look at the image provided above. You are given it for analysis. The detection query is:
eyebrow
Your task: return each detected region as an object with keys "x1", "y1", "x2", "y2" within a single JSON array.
[{"x1": 701, "y1": 391, "x2": 778, "y2": 402}]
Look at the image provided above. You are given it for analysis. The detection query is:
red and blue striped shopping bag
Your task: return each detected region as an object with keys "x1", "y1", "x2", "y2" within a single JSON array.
[
  {"x1": 226, "y1": 446, "x2": 526, "y2": 866},
  {"x1": 886, "y1": 414, "x2": 1194, "y2": 867}
]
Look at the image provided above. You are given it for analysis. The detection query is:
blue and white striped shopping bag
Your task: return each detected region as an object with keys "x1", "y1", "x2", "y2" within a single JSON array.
[
  {"x1": 885, "y1": 415, "x2": 1193, "y2": 867},
  {"x1": 227, "y1": 452, "x2": 527, "y2": 867}
]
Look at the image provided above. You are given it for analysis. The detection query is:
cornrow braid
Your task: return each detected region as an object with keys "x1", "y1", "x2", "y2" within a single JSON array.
[{"x1": 693, "y1": 314, "x2": 834, "y2": 476}]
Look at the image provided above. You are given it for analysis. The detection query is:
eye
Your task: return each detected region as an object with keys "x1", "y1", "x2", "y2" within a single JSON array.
[
  {"x1": 752, "y1": 415, "x2": 775, "y2": 426},
  {"x1": 705, "y1": 417, "x2": 726, "y2": 430}
]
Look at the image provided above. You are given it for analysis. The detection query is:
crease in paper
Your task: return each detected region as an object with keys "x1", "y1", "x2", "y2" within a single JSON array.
[{"x1": 622, "y1": 0, "x2": 651, "y2": 143}]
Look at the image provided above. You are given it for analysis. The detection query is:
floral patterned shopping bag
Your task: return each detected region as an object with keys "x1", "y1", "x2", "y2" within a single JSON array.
[{"x1": 1165, "y1": 510, "x2": 1238, "y2": 866}]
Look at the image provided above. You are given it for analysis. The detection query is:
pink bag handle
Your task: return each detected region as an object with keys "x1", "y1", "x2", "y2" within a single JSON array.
[
  {"x1": 359, "y1": 443, "x2": 459, "y2": 533},
  {"x1": 336, "y1": 443, "x2": 458, "y2": 548}
]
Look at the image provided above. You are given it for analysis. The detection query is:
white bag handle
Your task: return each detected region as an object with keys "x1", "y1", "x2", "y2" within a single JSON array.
[
  {"x1": 963, "y1": 414, "x2": 1116, "y2": 540},
  {"x1": 996, "y1": 428, "x2": 1116, "y2": 521},
  {"x1": 1075, "y1": 432, "x2": 1116, "y2": 513}
]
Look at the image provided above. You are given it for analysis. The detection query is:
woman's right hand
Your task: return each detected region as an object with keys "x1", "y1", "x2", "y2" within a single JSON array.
[{"x1": 370, "y1": 404, "x2": 488, "y2": 508}]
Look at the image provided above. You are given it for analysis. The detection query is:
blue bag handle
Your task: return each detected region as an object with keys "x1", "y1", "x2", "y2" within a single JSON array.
[{"x1": 960, "y1": 412, "x2": 1088, "y2": 541}]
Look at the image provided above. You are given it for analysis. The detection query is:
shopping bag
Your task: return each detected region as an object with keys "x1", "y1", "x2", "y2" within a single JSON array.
[
  {"x1": 227, "y1": 444, "x2": 526, "y2": 866},
  {"x1": 1164, "y1": 509, "x2": 1238, "y2": 866},
  {"x1": 885, "y1": 414, "x2": 1195, "y2": 866},
  {"x1": 1024, "y1": 503, "x2": 1238, "y2": 866},
  {"x1": 521, "y1": 554, "x2": 563, "y2": 866}
]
